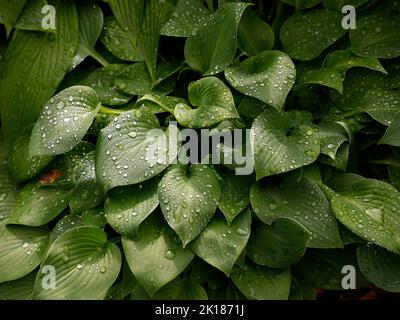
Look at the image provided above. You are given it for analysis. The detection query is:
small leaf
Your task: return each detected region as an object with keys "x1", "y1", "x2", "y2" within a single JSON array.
[
  {"x1": 225, "y1": 50, "x2": 296, "y2": 110},
  {"x1": 158, "y1": 164, "x2": 221, "y2": 246},
  {"x1": 295, "y1": 68, "x2": 344, "y2": 93},
  {"x1": 247, "y1": 218, "x2": 310, "y2": 268},
  {"x1": 137, "y1": 93, "x2": 186, "y2": 114},
  {"x1": 122, "y1": 214, "x2": 194, "y2": 297},
  {"x1": 316, "y1": 121, "x2": 350, "y2": 160},
  {"x1": 190, "y1": 211, "x2": 251, "y2": 276},
  {"x1": 33, "y1": 226, "x2": 122, "y2": 299},
  {"x1": 0, "y1": 271, "x2": 36, "y2": 300},
  {"x1": 29, "y1": 86, "x2": 101, "y2": 157},
  {"x1": 14, "y1": 0, "x2": 51, "y2": 32},
  {"x1": 280, "y1": 9, "x2": 346, "y2": 61},
  {"x1": 105, "y1": 177, "x2": 159, "y2": 236},
  {"x1": 231, "y1": 260, "x2": 291, "y2": 300},
  {"x1": 0, "y1": 0, "x2": 27, "y2": 36},
  {"x1": 0, "y1": 225, "x2": 50, "y2": 283},
  {"x1": 113, "y1": 63, "x2": 152, "y2": 96},
  {"x1": 379, "y1": 116, "x2": 400, "y2": 147},
  {"x1": 154, "y1": 278, "x2": 208, "y2": 300},
  {"x1": 363, "y1": 89, "x2": 400, "y2": 126}
]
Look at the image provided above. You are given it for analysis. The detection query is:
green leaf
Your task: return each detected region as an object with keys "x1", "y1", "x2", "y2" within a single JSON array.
[
  {"x1": 218, "y1": 171, "x2": 252, "y2": 224},
  {"x1": 316, "y1": 121, "x2": 350, "y2": 160},
  {"x1": 0, "y1": 0, "x2": 27, "y2": 36},
  {"x1": 158, "y1": 164, "x2": 221, "y2": 246},
  {"x1": 71, "y1": 3, "x2": 106, "y2": 69},
  {"x1": 0, "y1": 0, "x2": 79, "y2": 151},
  {"x1": 161, "y1": 0, "x2": 210, "y2": 37},
  {"x1": 379, "y1": 116, "x2": 400, "y2": 146},
  {"x1": 96, "y1": 109, "x2": 175, "y2": 191},
  {"x1": 100, "y1": 17, "x2": 144, "y2": 62},
  {"x1": 190, "y1": 211, "x2": 251, "y2": 276},
  {"x1": 289, "y1": 275, "x2": 316, "y2": 300},
  {"x1": 225, "y1": 50, "x2": 296, "y2": 110},
  {"x1": 330, "y1": 174, "x2": 400, "y2": 254},
  {"x1": 281, "y1": 0, "x2": 321, "y2": 10},
  {"x1": 153, "y1": 278, "x2": 208, "y2": 300},
  {"x1": 295, "y1": 68, "x2": 344, "y2": 93},
  {"x1": 184, "y1": 2, "x2": 249, "y2": 75},
  {"x1": 174, "y1": 77, "x2": 240, "y2": 128},
  {"x1": 237, "y1": 96, "x2": 268, "y2": 119},
  {"x1": 322, "y1": 0, "x2": 369, "y2": 11},
  {"x1": 252, "y1": 108, "x2": 320, "y2": 179},
  {"x1": 0, "y1": 271, "x2": 36, "y2": 300},
  {"x1": 137, "y1": 93, "x2": 186, "y2": 114},
  {"x1": 14, "y1": 0, "x2": 51, "y2": 32},
  {"x1": 0, "y1": 225, "x2": 50, "y2": 283},
  {"x1": 231, "y1": 260, "x2": 291, "y2": 300},
  {"x1": 29, "y1": 86, "x2": 100, "y2": 157},
  {"x1": 50, "y1": 214, "x2": 85, "y2": 242},
  {"x1": 324, "y1": 50, "x2": 387, "y2": 74},
  {"x1": 362, "y1": 89, "x2": 400, "y2": 126},
  {"x1": 357, "y1": 244, "x2": 400, "y2": 292},
  {"x1": 237, "y1": 8, "x2": 275, "y2": 57},
  {"x1": 122, "y1": 214, "x2": 194, "y2": 297},
  {"x1": 250, "y1": 174, "x2": 342, "y2": 248},
  {"x1": 113, "y1": 63, "x2": 152, "y2": 96},
  {"x1": 82, "y1": 64, "x2": 132, "y2": 106},
  {"x1": 105, "y1": 177, "x2": 159, "y2": 236},
  {"x1": 350, "y1": 12, "x2": 400, "y2": 59},
  {"x1": 33, "y1": 226, "x2": 122, "y2": 299},
  {"x1": 280, "y1": 9, "x2": 346, "y2": 61},
  {"x1": 9, "y1": 184, "x2": 70, "y2": 227},
  {"x1": 247, "y1": 218, "x2": 310, "y2": 268}
]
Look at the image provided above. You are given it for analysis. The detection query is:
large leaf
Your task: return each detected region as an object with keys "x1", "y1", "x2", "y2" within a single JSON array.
[
  {"x1": 190, "y1": 211, "x2": 251, "y2": 276},
  {"x1": 96, "y1": 109, "x2": 175, "y2": 191},
  {"x1": 231, "y1": 261, "x2": 291, "y2": 300},
  {"x1": 250, "y1": 174, "x2": 342, "y2": 248},
  {"x1": 33, "y1": 226, "x2": 121, "y2": 299},
  {"x1": 105, "y1": 177, "x2": 159, "y2": 236},
  {"x1": 29, "y1": 86, "x2": 100, "y2": 156},
  {"x1": 158, "y1": 164, "x2": 221, "y2": 246},
  {"x1": 280, "y1": 9, "x2": 346, "y2": 61},
  {"x1": 0, "y1": 271, "x2": 36, "y2": 300},
  {"x1": 247, "y1": 218, "x2": 310, "y2": 268},
  {"x1": 174, "y1": 77, "x2": 240, "y2": 128},
  {"x1": 357, "y1": 244, "x2": 400, "y2": 292},
  {"x1": 225, "y1": 50, "x2": 296, "y2": 110},
  {"x1": 0, "y1": 0, "x2": 79, "y2": 152},
  {"x1": 252, "y1": 108, "x2": 320, "y2": 179},
  {"x1": 330, "y1": 174, "x2": 400, "y2": 254},
  {"x1": 0, "y1": 225, "x2": 50, "y2": 283},
  {"x1": 122, "y1": 214, "x2": 194, "y2": 297},
  {"x1": 184, "y1": 2, "x2": 249, "y2": 75}
]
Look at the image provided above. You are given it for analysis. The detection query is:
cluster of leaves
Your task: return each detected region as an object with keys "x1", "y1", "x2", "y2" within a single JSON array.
[{"x1": 0, "y1": 0, "x2": 400, "y2": 300}]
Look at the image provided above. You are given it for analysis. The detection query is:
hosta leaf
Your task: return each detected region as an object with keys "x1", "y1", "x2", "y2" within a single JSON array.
[
  {"x1": 379, "y1": 116, "x2": 400, "y2": 146},
  {"x1": 350, "y1": 12, "x2": 400, "y2": 59},
  {"x1": 357, "y1": 244, "x2": 400, "y2": 292},
  {"x1": 14, "y1": 0, "x2": 50, "y2": 32},
  {"x1": 29, "y1": 86, "x2": 101, "y2": 157},
  {"x1": 330, "y1": 174, "x2": 400, "y2": 254},
  {"x1": 50, "y1": 214, "x2": 85, "y2": 242},
  {"x1": 105, "y1": 177, "x2": 159, "y2": 236},
  {"x1": 8, "y1": 184, "x2": 70, "y2": 227},
  {"x1": 281, "y1": 0, "x2": 321, "y2": 10},
  {"x1": 225, "y1": 50, "x2": 296, "y2": 110},
  {"x1": 153, "y1": 278, "x2": 208, "y2": 300},
  {"x1": 250, "y1": 174, "x2": 342, "y2": 248},
  {"x1": 96, "y1": 109, "x2": 175, "y2": 191},
  {"x1": 363, "y1": 89, "x2": 400, "y2": 126},
  {"x1": 184, "y1": 2, "x2": 249, "y2": 75},
  {"x1": 190, "y1": 211, "x2": 251, "y2": 276},
  {"x1": 295, "y1": 68, "x2": 344, "y2": 93},
  {"x1": 322, "y1": 0, "x2": 369, "y2": 11},
  {"x1": 82, "y1": 64, "x2": 132, "y2": 106},
  {"x1": 252, "y1": 108, "x2": 320, "y2": 179},
  {"x1": 101, "y1": 17, "x2": 143, "y2": 62},
  {"x1": 218, "y1": 171, "x2": 252, "y2": 224},
  {"x1": 247, "y1": 218, "x2": 310, "y2": 268},
  {"x1": 0, "y1": 225, "x2": 50, "y2": 283},
  {"x1": 161, "y1": 0, "x2": 210, "y2": 37},
  {"x1": 122, "y1": 214, "x2": 194, "y2": 296},
  {"x1": 316, "y1": 121, "x2": 350, "y2": 159},
  {"x1": 238, "y1": 8, "x2": 275, "y2": 57},
  {"x1": 231, "y1": 261, "x2": 291, "y2": 300},
  {"x1": 33, "y1": 226, "x2": 122, "y2": 300},
  {"x1": 0, "y1": 0, "x2": 27, "y2": 36},
  {"x1": 81, "y1": 208, "x2": 107, "y2": 229},
  {"x1": 137, "y1": 93, "x2": 186, "y2": 114},
  {"x1": 113, "y1": 63, "x2": 152, "y2": 96},
  {"x1": 289, "y1": 276, "x2": 316, "y2": 300},
  {"x1": 0, "y1": 0, "x2": 79, "y2": 151},
  {"x1": 174, "y1": 77, "x2": 240, "y2": 128},
  {"x1": 280, "y1": 9, "x2": 346, "y2": 61},
  {"x1": 237, "y1": 96, "x2": 268, "y2": 119},
  {"x1": 158, "y1": 164, "x2": 221, "y2": 246},
  {"x1": 0, "y1": 271, "x2": 36, "y2": 300},
  {"x1": 71, "y1": 3, "x2": 105, "y2": 69}
]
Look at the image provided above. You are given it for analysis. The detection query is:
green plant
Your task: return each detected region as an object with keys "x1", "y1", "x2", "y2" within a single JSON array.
[{"x1": 0, "y1": 0, "x2": 400, "y2": 300}]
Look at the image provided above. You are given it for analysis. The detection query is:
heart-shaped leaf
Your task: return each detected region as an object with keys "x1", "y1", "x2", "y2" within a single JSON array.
[
  {"x1": 158, "y1": 164, "x2": 221, "y2": 246},
  {"x1": 122, "y1": 214, "x2": 194, "y2": 296},
  {"x1": 225, "y1": 50, "x2": 296, "y2": 110},
  {"x1": 0, "y1": 225, "x2": 50, "y2": 283},
  {"x1": 190, "y1": 210, "x2": 251, "y2": 276},
  {"x1": 252, "y1": 108, "x2": 320, "y2": 179},
  {"x1": 231, "y1": 260, "x2": 291, "y2": 300},
  {"x1": 29, "y1": 86, "x2": 101, "y2": 157},
  {"x1": 33, "y1": 226, "x2": 122, "y2": 299},
  {"x1": 105, "y1": 177, "x2": 159, "y2": 236}
]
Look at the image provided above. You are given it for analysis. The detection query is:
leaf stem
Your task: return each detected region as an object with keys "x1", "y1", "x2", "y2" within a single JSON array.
[
  {"x1": 99, "y1": 105, "x2": 125, "y2": 116},
  {"x1": 90, "y1": 50, "x2": 110, "y2": 67},
  {"x1": 341, "y1": 109, "x2": 364, "y2": 118}
]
